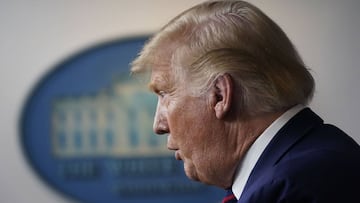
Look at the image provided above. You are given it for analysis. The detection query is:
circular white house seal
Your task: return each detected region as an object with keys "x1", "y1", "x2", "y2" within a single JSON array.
[{"x1": 20, "y1": 36, "x2": 223, "y2": 203}]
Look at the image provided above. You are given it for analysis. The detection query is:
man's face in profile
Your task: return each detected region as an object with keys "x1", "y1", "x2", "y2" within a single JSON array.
[{"x1": 148, "y1": 64, "x2": 233, "y2": 186}]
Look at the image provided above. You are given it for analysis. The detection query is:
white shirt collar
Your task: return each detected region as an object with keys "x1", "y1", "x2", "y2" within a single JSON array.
[{"x1": 232, "y1": 105, "x2": 306, "y2": 200}]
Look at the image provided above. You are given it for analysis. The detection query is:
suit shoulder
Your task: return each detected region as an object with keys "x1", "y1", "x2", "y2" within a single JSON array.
[
  {"x1": 294, "y1": 122, "x2": 360, "y2": 154},
  {"x1": 244, "y1": 152, "x2": 360, "y2": 203},
  {"x1": 269, "y1": 149, "x2": 360, "y2": 202}
]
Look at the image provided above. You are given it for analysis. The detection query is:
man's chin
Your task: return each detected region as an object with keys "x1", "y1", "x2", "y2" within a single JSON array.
[{"x1": 183, "y1": 163, "x2": 200, "y2": 182}]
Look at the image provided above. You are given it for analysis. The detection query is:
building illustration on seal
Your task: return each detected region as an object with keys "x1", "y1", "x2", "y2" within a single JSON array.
[{"x1": 51, "y1": 77, "x2": 170, "y2": 158}]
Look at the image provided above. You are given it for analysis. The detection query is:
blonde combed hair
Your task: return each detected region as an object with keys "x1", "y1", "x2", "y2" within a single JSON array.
[{"x1": 131, "y1": 0, "x2": 315, "y2": 116}]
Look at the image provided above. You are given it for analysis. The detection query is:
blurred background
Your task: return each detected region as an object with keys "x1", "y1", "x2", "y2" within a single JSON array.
[{"x1": 1, "y1": 0, "x2": 359, "y2": 202}]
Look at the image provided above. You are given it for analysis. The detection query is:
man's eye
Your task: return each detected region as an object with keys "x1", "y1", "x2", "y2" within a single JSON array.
[{"x1": 158, "y1": 91, "x2": 166, "y2": 97}]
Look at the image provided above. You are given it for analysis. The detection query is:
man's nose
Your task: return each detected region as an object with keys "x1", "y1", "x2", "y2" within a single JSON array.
[{"x1": 153, "y1": 102, "x2": 169, "y2": 135}]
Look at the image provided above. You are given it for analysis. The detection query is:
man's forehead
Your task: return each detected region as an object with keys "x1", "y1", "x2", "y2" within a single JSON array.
[
  {"x1": 150, "y1": 39, "x2": 183, "y2": 67},
  {"x1": 145, "y1": 41, "x2": 180, "y2": 90},
  {"x1": 148, "y1": 64, "x2": 173, "y2": 90}
]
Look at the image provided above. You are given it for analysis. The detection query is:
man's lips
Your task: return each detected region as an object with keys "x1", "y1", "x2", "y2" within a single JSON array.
[
  {"x1": 168, "y1": 147, "x2": 182, "y2": 160},
  {"x1": 175, "y1": 150, "x2": 182, "y2": 160},
  {"x1": 167, "y1": 141, "x2": 181, "y2": 160}
]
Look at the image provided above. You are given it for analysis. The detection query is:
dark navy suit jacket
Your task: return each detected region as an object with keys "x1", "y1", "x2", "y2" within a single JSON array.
[{"x1": 238, "y1": 108, "x2": 360, "y2": 203}]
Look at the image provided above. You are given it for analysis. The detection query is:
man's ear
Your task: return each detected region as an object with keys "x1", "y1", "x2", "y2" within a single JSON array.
[{"x1": 212, "y1": 74, "x2": 233, "y2": 119}]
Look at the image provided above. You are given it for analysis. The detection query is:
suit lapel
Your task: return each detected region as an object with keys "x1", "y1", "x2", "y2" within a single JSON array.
[{"x1": 240, "y1": 108, "x2": 323, "y2": 197}]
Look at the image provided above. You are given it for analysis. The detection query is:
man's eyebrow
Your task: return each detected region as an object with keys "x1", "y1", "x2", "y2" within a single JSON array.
[
  {"x1": 148, "y1": 82, "x2": 157, "y2": 92},
  {"x1": 147, "y1": 82, "x2": 155, "y2": 91}
]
